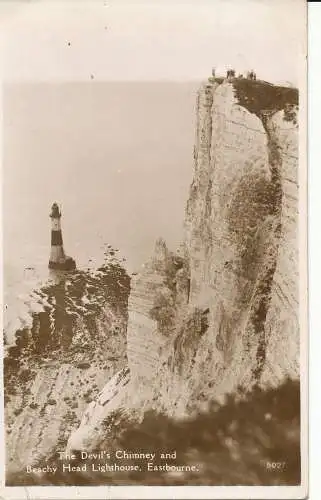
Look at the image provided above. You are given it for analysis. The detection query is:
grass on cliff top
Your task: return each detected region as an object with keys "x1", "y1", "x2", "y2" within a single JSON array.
[{"x1": 232, "y1": 78, "x2": 298, "y2": 118}]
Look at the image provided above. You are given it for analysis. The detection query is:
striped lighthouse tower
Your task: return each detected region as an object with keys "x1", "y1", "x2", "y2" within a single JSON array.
[{"x1": 49, "y1": 202, "x2": 76, "y2": 271}]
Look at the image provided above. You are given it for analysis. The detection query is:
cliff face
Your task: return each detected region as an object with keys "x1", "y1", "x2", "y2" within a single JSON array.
[
  {"x1": 180, "y1": 81, "x2": 299, "y2": 398},
  {"x1": 68, "y1": 80, "x2": 300, "y2": 451},
  {"x1": 260, "y1": 111, "x2": 299, "y2": 384}
]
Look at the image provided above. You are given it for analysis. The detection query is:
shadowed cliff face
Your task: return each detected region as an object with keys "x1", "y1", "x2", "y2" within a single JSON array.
[{"x1": 65, "y1": 80, "x2": 300, "y2": 459}]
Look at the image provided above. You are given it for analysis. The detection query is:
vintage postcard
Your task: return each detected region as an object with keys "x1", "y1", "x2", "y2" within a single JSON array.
[{"x1": 0, "y1": 0, "x2": 308, "y2": 498}]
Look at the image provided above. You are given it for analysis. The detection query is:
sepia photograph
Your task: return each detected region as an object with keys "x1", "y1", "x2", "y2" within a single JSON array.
[{"x1": 0, "y1": 0, "x2": 307, "y2": 498}]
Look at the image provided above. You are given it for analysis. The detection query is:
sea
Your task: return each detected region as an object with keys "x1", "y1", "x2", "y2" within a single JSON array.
[{"x1": 2, "y1": 81, "x2": 199, "y2": 344}]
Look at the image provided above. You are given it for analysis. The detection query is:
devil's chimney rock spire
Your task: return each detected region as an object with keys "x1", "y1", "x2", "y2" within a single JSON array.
[{"x1": 49, "y1": 202, "x2": 76, "y2": 271}]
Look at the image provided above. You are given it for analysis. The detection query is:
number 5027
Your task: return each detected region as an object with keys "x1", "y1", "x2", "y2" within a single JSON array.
[{"x1": 266, "y1": 462, "x2": 286, "y2": 470}]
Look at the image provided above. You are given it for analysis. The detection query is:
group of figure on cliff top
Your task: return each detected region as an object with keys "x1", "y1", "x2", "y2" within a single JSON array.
[{"x1": 210, "y1": 67, "x2": 257, "y2": 81}]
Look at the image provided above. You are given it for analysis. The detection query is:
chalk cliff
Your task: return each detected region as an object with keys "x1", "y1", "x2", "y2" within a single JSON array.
[{"x1": 67, "y1": 79, "x2": 300, "y2": 452}]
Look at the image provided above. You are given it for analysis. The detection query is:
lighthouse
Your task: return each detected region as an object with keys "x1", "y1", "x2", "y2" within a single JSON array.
[{"x1": 49, "y1": 202, "x2": 76, "y2": 271}]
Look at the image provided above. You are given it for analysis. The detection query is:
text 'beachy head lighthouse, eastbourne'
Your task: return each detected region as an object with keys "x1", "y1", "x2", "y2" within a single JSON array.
[{"x1": 49, "y1": 202, "x2": 76, "y2": 271}]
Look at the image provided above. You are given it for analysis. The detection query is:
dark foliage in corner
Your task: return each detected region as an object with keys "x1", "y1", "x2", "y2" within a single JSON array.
[{"x1": 7, "y1": 379, "x2": 300, "y2": 486}]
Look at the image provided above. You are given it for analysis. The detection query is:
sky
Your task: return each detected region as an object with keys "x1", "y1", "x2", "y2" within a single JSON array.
[{"x1": 0, "y1": 0, "x2": 306, "y2": 85}]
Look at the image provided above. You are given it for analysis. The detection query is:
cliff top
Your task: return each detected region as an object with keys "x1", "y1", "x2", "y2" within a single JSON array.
[
  {"x1": 232, "y1": 78, "x2": 298, "y2": 118},
  {"x1": 210, "y1": 77, "x2": 298, "y2": 118}
]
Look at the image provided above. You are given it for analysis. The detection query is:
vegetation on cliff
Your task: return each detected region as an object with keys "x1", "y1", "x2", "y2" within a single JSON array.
[{"x1": 148, "y1": 242, "x2": 188, "y2": 336}]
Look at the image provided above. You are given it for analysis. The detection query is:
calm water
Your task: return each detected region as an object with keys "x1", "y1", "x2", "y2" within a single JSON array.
[{"x1": 3, "y1": 81, "x2": 198, "y2": 341}]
